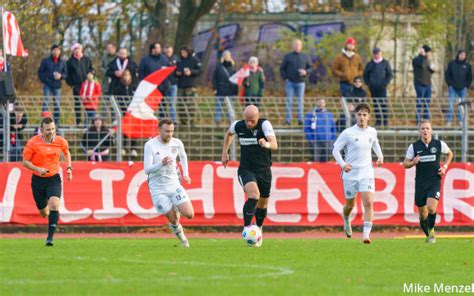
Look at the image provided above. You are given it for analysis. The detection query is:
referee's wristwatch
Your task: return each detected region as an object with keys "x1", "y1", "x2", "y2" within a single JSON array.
[{"x1": 66, "y1": 166, "x2": 73, "y2": 172}]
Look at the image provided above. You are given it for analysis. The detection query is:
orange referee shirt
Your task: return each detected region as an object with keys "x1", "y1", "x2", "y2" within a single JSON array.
[{"x1": 23, "y1": 135, "x2": 69, "y2": 177}]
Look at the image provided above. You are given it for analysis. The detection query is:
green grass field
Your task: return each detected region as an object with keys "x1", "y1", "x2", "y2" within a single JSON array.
[{"x1": 1, "y1": 238, "x2": 472, "y2": 295}]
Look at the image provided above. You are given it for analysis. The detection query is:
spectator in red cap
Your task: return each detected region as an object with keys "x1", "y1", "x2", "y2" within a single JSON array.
[{"x1": 331, "y1": 37, "x2": 363, "y2": 96}]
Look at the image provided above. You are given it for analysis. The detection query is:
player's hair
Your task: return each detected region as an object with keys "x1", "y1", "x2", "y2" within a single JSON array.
[
  {"x1": 159, "y1": 118, "x2": 174, "y2": 128},
  {"x1": 419, "y1": 119, "x2": 431, "y2": 127},
  {"x1": 354, "y1": 102, "x2": 371, "y2": 113},
  {"x1": 40, "y1": 117, "x2": 54, "y2": 127}
]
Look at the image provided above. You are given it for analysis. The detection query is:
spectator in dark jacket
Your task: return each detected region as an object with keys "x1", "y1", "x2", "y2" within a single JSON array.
[
  {"x1": 243, "y1": 56, "x2": 265, "y2": 107},
  {"x1": 280, "y1": 39, "x2": 312, "y2": 125},
  {"x1": 66, "y1": 43, "x2": 95, "y2": 125},
  {"x1": 445, "y1": 49, "x2": 472, "y2": 127},
  {"x1": 212, "y1": 50, "x2": 238, "y2": 125},
  {"x1": 412, "y1": 45, "x2": 436, "y2": 123},
  {"x1": 343, "y1": 76, "x2": 367, "y2": 103},
  {"x1": 176, "y1": 47, "x2": 202, "y2": 126},
  {"x1": 304, "y1": 99, "x2": 336, "y2": 162},
  {"x1": 38, "y1": 44, "x2": 67, "y2": 124},
  {"x1": 363, "y1": 48, "x2": 393, "y2": 127},
  {"x1": 106, "y1": 48, "x2": 138, "y2": 96},
  {"x1": 164, "y1": 45, "x2": 179, "y2": 123},
  {"x1": 9, "y1": 105, "x2": 28, "y2": 162},
  {"x1": 81, "y1": 115, "x2": 111, "y2": 161}
]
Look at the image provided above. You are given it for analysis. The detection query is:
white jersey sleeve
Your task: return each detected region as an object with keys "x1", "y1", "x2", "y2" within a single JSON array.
[
  {"x1": 405, "y1": 144, "x2": 414, "y2": 160},
  {"x1": 262, "y1": 120, "x2": 276, "y2": 137},
  {"x1": 229, "y1": 121, "x2": 238, "y2": 135},
  {"x1": 144, "y1": 140, "x2": 162, "y2": 174},
  {"x1": 177, "y1": 139, "x2": 189, "y2": 177},
  {"x1": 371, "y1": 129, "x2": 383, "y2": 159},
  {"x1": 441, "y1": 141, "x2": 450, "y2": 154},
  {"x1": 332, "y1": 130, "x2": 348, "y2": 168}
]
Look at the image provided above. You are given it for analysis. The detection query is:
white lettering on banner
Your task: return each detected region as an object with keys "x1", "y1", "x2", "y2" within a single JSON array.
[
  {"x1": 307, "y1": 169, "x2": 347, "y2": 222},
  {"x1": 59, "y1": 170, "x2": 93, "y2": 223},
  {"x1": 216, "y1": 166, "x2": 245, "y2": 219},
  {"x1": 0, "y1": 168, "x2": 21, "y2": 222},
  {"x1": 187, "y1": 164, "x2": 215, "y2": 218},
  {"x1": 127, "y1": 170, "x2": 160, "y2": 219},
  {"x1": 404, "y1": 167, "x2": 419, "y2": 223},
  {"x1": 373, "y1": 168, "x2": 398, "y2": 220},
  {"x1": 443, "y1": 168, "x2": 474, "y2": 222},
  {"x1": 267, "y1": 167, "x2": 305, "y2": 223},
  {"x1": 90, "y1": 169, "x2": 128, "y2": 220}
]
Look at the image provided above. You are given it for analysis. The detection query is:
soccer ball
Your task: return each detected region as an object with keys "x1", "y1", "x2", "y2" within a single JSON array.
[{"x1": 242, "y1": 225, "x2": 262, "y2": 246}]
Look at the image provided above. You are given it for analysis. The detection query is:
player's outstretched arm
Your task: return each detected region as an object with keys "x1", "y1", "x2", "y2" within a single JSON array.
[{"x1": 221, "y1": 130, "x2": 234, "y2": 168}]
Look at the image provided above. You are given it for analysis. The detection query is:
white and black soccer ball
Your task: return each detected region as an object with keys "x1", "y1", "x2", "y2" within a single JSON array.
[{"x1": 242, "y1": 225, "x2": 262, "y2": 246}]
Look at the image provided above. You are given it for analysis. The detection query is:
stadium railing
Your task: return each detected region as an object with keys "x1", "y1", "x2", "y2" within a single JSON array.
[{"x1": 1, "y1": 95, "x2": 472, "y2": 163}]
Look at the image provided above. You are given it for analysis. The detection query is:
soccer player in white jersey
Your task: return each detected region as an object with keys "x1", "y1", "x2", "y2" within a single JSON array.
[
  {"x1": 332, "y1": 103, "x2": 384, "y2": 244},
  {"x1": 144, "y1": 118, "x2": 194, "y2": 247}
]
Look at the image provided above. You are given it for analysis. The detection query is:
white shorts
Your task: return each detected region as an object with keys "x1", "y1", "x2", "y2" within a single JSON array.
[
  {"x1": 149, "y1": 184, "x2": 190, "y2": 214},
  {"x1": 343, "y1": 178, "x2": 375, "y2": 199}
]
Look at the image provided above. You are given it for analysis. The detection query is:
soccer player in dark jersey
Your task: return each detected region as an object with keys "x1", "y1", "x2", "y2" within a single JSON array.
[
  {"x1": 403, "y1": 120, "x2": 453, "y2": 243},
  {"x1": 221, "y1": 105, "x2": 278, "y2": 247},
  {"x1": 22, "y1": 117, "x2": 73, "y2": 246}
]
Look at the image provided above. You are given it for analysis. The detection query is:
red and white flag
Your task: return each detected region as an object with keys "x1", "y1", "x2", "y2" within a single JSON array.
[
  {"x1": 121, "y1": 66, "x2": 176, "y2": 139},
  {"x1": 2, "y1": 8, "x2": 28, "y2": 57},
  {"x1": 229, "y1": 64, "x2": 250, "y2": 86}
]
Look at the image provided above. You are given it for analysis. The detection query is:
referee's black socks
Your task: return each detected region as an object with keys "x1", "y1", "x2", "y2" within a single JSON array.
[
  {"x1": 47, "y1": 211, "x2": 59, "y2": 241},
  {"x1": 255, "y1": 207, "x2": 267, "y2": 227},
  {"x1": 243, "y1": 199, "x2": 257, "y2": 226},
  {"x1": 419, "y1": 218, "x2": 429, "y2": 237},
  {"x1": 428, "y1": 213, "x2": 437, "y2": 231}
]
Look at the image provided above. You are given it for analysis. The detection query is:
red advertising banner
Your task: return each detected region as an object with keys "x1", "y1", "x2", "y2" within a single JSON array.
[{"x1": 1, "y1": 162, "x2": 473, "y2": 226}]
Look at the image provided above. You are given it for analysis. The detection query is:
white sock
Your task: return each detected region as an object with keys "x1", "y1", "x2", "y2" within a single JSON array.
[
  {"x1": 363, "y1": 221, "x2": 372, "y2": 240},
  {"x1": 169, "y1": 223, "x2": 187, "y2": 242},
  {"x1": 343, "y1": 214, "x2": 350, "y2": 223}
]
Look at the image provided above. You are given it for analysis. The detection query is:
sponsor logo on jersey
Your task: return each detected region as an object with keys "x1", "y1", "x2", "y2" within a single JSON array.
[
  {"x1": 419, "y1": 155, "x2": 436, "y2": 162},
  {"x1": 238, "y1": 133, "x2": 245, "y2": 136},
  {"x1": 252, "y1": 129, "x2": 258, "y2": 136},
  {"x1": 430, "y1": 147, "x2": 437, "y2": 153},
  {"x1": 172, "y1": 147, "x2": 178, "y2": 154},
  {"x1": 239, "y1": 138, "x2": 258, "y2": 145}
]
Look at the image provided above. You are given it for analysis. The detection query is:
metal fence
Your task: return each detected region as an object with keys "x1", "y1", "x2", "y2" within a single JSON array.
[{"x1": 1, "y1": 95, "x2": 472, "y2": 163}]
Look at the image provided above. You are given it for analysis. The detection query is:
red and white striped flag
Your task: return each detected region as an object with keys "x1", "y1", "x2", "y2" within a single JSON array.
[
  {"x1": 121, "y1": 66, "x2": 176, "y2": 139},
  {"x1": 2, "y1": 8, "x2": 28, "y2": 57}
]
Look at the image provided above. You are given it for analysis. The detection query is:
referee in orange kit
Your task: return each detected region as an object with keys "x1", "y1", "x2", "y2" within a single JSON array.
[{"x1": 22, "y1": 116, "x2": 72, "y2": 246}]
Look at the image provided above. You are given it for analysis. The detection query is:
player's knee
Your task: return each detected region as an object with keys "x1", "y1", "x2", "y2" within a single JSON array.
[{"x1": 427, "y1": 207, "x2": 436, "y2": 215}]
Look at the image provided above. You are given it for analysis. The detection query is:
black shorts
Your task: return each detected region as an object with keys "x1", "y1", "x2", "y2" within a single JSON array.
[
  {"x1": 238, "y1": 167, "x2": 272, "y2": 198},
  {"x1": 31, "y1": 174, "x2": 62, "y2": 210},
  {"x1": 415, "y1": 182, "x2": 441, "y2": 207}
]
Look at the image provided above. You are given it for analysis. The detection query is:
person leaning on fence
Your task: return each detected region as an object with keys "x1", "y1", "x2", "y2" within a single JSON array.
[
  {"x1": 212, "y1": 50, "x2": 238, "y2": 126},
  {"x1": 66, "y1": 43, "x2": 95, "y2": 126},
  {"x1": 363, "y1": 47, "x2": 393, "y2": 127},
  {"x1": 331, "y1": 37, "x2": 364, "y2": 96},
  {"x1": 280, "y1": 38, "x2": 312, "y2": 126},
  {"x1": 9, "y1": 104, "x2": 28, "y2": 162},
  {"x1": 445, "y1": 49, "x2": 472, "y2": 127},
  {"x1": 412, "y1": 45, "x2": 436, "y2": 124},
  {"x1": 81, "y1": 115, "x2": 111, "y2": 161},
  {"x1": 343, "y1": 76, "x2": 367, "y2": 103},
  {"x1": 175, "y1": 47, "x2": 202, "y2": 127},
  {"x1": 243, "y1": 56, "x2": 265, "y2": 108},
  {"x1": 99, "y1": 43, "x2": 117, "y2": 95},
  {"x1": 304, "y1": 99, "x2": 337, "y2": 162},
  {"x1": 80, "y1": 71, "x2": 102, "y2": 128},
  {"x1": 38, "y1": 44, "x2": 67, "y2": 125}
]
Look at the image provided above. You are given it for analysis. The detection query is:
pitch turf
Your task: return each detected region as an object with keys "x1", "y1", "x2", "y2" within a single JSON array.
[{"x1": 1, "y1": 238, "x2": 472, "y2": 295}]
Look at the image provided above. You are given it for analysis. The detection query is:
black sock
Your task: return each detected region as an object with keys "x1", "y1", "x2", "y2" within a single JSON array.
[
  {"x1": 47, "y1": 211, "x2": 59, "y2": 241},
  {"x1": 419, "y1": 218, "x2": 429, "y2": 237},
  {"x1": 242, "y1": 199, "x2": 257, "y2": 226},
  {"x1": 428, "y1": 213, "x2": 437, "y2": 231},
  {"x1": 255, "y1": 207, "x2": 267, "y2": 227}
]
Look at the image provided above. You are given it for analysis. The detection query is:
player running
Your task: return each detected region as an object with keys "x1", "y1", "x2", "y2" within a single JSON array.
[
  {"x1": 144, "y1": 118, "x2": 194, "y2": 247},
  {"x1": 403, "y1": 120, "x2": 453, "y2": 243},
  {"x1": 332, "y1": 102, "x2": 383, "y2": 244},
  {"x1": 221, "y1": 105, "x2": 278, "y2": 247},
  {"x1": 22, "y1": 116, "x2": 73, "y2": 246}
]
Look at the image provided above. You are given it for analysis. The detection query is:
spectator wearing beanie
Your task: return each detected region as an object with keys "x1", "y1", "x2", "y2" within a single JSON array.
[{"x1": 332, "y1": 37, "x2": 363, "y2": 96}]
